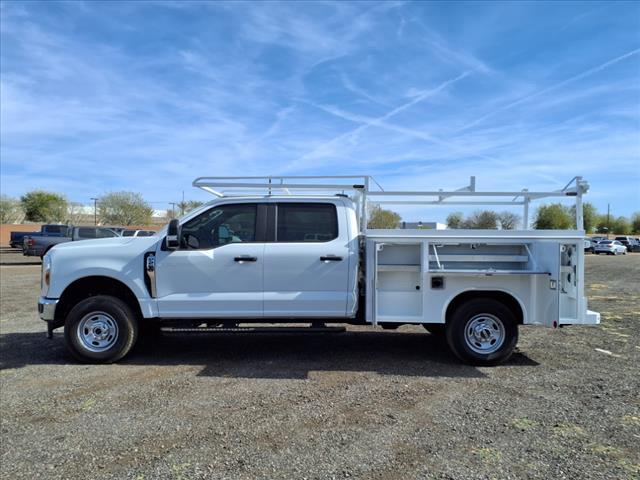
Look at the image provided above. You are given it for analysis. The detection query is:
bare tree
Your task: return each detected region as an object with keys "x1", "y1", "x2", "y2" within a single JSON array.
[
  {"x1": 462, "y1": 210, "x2": 498, "y2": 229},
  {"x1": 98, "y1": 192, "x2": 153, "y2": 226},
  {"x1": 497, "y1": 211, "x2": 520, "y2": 230},
  {"x1": 0, "y1": 195, "x2": 25, "y2": 223},
  {"x1": 66, "y1": 202, "x2": 88, "y2": 224}
]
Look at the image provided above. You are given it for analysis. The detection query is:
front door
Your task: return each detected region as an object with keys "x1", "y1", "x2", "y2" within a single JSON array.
[
  {"x1": 155, "y1": 202, "x2": 264, "y2": 318},
  {"x1": 263, "y1": 202, "x2": 351, "y2": 317}
]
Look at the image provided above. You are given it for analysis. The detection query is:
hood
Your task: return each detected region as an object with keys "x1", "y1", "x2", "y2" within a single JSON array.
[{"x1": 50, "y1": 235, "x2": 159, "y2": 253}]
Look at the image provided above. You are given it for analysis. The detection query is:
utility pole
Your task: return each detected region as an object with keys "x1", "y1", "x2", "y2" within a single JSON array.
[
  {"x1": 169, "y1": 202, "x2": 177, "y2": 219},
  {"x1": 90, "y1": 198, "x2": 98, "y2": 225},
  {"x1": 181, "y1": 190, "x2": 185, "y2": 215},
  {"x1": 607, "y1": 203, "x2": 610, "y2": 239}
]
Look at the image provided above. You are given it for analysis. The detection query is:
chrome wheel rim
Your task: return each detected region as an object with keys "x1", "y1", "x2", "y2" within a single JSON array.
[
  {"x1": 77, "y1": 312, "x2": 119, "y2": 352},
  {"x1": 464, "y1": 314, "x2": 505, "y2": 354}
]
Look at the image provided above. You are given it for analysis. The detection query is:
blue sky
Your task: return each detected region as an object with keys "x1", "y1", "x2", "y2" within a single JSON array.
[{"x1": 1, "y1": 0, "x2": 639, "y2": 222}]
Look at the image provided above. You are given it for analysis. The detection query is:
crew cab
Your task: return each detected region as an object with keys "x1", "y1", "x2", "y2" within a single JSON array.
[
  {"x1": 38, "y1": 176, "x2": 600, "y2": 365},
  {"x1": 10, "y1": 224, "x2": 70, "y2": 249}
]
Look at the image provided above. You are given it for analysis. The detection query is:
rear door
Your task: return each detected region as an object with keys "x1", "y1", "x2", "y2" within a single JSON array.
[{"x1": 263, "y1": 201, "x2": 350, "y2": 318}]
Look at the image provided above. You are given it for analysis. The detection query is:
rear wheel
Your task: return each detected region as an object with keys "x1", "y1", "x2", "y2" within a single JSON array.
[
  {"x1": 64, "y1": 295, "x2": 138, "y2": 363},
  {"x1": 445, "y1": 298, "x2": 518, "y2": 365}
]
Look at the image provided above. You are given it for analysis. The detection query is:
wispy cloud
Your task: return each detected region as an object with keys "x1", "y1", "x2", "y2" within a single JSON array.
[
  {"x1": 340, "y1": 73, "x2": 391, "y2": 107},
  {"x1": 290, "y1": 72, "x2": 472, "y2": 166},
  {"x1": 458, "y1": 48, "x2": 640, "y2": 132},
  {"x1": 1, "y1": 1, "x2": 638, "y2": 218}
]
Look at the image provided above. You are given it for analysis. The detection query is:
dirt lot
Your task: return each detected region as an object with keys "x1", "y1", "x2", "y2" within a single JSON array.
[{"x1": 1, "y1": 254, "x2": 638, "y2": 480}]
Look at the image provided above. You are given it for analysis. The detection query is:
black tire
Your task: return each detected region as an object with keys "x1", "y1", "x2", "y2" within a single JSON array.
[
  {"x1": 445, "y1": 298, "x2": 518, "y2": 366},
  {"x1": 422, "y1": 323, "x2": 445, "y2": 336},
  {"x1": 64, "y1": 295, "x2": 138, "y2": 363}
]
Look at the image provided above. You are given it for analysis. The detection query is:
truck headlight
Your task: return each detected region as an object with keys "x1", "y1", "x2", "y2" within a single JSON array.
[{"x1": 42, "y1": 254, "x2": 52, "y2": 293}]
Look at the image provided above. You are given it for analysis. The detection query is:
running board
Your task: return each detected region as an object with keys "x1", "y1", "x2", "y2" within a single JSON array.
[{"x1": 160, "y1": 326, "x2": 346, "y2": 334}]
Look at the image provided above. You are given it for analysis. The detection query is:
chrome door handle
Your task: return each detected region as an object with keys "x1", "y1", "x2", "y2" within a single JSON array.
[
  {"x1": 320, "y1": 255, "x2": 343, "y2": 262},
  {"x1": 234, "y1": 256, "x2": 257, "y2": 262}
]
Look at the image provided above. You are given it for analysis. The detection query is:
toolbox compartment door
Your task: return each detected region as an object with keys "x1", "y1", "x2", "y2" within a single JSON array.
[{"x1": 529, "y1": 242, "x2": 560, "y2": 327}]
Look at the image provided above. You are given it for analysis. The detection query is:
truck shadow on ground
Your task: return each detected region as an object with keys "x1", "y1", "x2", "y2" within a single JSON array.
[{"x1": 0, "y1": 330, "x2": 539, "y2": 379}]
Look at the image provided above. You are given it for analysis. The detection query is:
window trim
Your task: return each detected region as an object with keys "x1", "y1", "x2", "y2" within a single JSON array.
[
  {"x1": 274, "y1": 202, "x2": 339, "y2": 243},
  {"x1": 177, "y1": 202, "x2": 264, "y2": 250}
]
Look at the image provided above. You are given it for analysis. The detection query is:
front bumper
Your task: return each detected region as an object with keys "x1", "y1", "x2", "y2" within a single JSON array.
[{"x1": 38, "y1": 297, "x2": 59, "y2": 321}]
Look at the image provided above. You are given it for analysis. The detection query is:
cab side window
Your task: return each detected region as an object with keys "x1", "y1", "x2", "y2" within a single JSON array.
[
  {"x1": 276, "y1": 203, "x2": 338, "y2": 242},
  {"x1": 181, "y1": 204, "x2": 257, "y2": 249}
]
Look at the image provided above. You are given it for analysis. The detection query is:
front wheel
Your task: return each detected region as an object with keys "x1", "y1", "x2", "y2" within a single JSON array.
[
  {"x1": 445, "y1": 298, "x2": 518, "y2": 366},
  {"x1": 64, "y1": 295, "x2": 138, "y2": 363}
]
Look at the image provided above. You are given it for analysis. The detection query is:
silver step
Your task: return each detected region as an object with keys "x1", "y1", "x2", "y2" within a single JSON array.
[{"x1": 160, "y1": 326, "x2": 347, "y2": 334}]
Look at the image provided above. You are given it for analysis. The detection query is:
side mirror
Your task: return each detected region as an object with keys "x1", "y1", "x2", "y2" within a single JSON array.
[{"x1": 165, "y1": 219, "x2": 181, "y2": 250}]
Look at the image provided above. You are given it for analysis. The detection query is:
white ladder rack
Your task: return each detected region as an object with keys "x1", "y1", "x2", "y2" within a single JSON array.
[{"x1": 192, "y1": 175, "x2": 590, "y2": 232}]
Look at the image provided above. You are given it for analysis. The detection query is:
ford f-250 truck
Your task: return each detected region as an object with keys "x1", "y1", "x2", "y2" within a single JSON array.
[{"x1": 38, "y1": 176, "x2": 600, "y2": 365}]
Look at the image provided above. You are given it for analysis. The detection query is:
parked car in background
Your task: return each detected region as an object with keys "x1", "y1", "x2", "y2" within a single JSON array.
[
  {"x1": 584, "y1": 238, "x2": 598, "y2": 253},
  {"x1": 614, "y1": 236, "x2": 637, "y2": 252},
  {"x1": 9, "y1": 224, "x2": 70, "y2": 248},
  {"x1": 23, "y1": 226, "x2": 119, "y2": 258},
  {"x1": 627, "y1": 238, "x2": 640, "y2": 253},
  {"x1": 121, "y1": 229, "x2": 156, "y2": 237},
  {"x1": 594, "y1": 240, "x2": 627, "y2": 255}
]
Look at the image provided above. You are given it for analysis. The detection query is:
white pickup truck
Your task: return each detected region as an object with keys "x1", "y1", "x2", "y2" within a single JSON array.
[{"x1": 38, "y1": 176, "x2": 600, "y2": 365}]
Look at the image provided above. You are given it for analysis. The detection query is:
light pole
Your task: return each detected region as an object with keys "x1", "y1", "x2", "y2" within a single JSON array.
[{"x1": 90, "y1": 198, "x2": 98, "y2": 225}]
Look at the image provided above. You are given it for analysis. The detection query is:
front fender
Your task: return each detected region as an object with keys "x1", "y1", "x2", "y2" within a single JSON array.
[{"x1": 50, "y1": 266, "x2": 149, "y2": 300}]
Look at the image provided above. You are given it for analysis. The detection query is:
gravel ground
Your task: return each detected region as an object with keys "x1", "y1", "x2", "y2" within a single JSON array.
[
  {"x1": 1, "y1": 255, "x2": 639, "y2": 480},
  {"x1": 0, "y1": 248, "x2": 40, "y2": 266}
]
